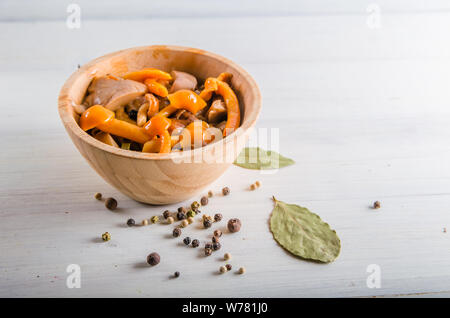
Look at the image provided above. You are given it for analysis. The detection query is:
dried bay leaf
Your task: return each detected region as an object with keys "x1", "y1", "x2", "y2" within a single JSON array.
[
  {"x1": 270, "y1": 197, "x2": 341, "y2": 263},
  {"x1": 234, "y1": 147, "x2": 295, "y2": 170}
]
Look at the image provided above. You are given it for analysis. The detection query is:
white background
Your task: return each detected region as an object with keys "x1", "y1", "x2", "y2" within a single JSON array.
[{"x1": 1, "y1": 0, "x2": 450, "y2": 297}]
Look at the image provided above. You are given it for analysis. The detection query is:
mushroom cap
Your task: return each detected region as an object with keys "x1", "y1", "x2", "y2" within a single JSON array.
[{"x1": 80, "y1": 105, "x2": 115, "y2": 131}]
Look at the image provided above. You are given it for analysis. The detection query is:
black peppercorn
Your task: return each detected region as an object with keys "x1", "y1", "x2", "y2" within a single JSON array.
[
  {"x1": 222, "y1": 187, "x2": 230, "y2": 196},
  {"x1": 173, "y1": 228, "x2": 181, "y2": 237},
  {"x1": 214, "y1": 213, "x2": 223, "y2": 222},
  {"x1": 178, "y1": 207, "x2": 187, "y2": 213},
  {"x1": 212, "y1": 236, "x2": 219, "y2": 243},
  {"x1": 105, "y1": 197, "x2": 118, "y2": 210},
  {"x1": 200, "y1": 196, "x2": 208, "y2": 206},
  {"x1": 163, "y1": 210, "x2": 171, "y2": 219},
  {"x1": 227, "y1": 218, "x2": 242, "y2": 233},
  {"x1": 177, "y1": 211, "x2": 187, "y2": 221},
  {"x1": 214, "y1": 229, "x2": 222, "y2": 238},
  {"x1": 212, "y1": 242, "x2": 221, "y2": 251},
  {"x1": 225, "y1": 264, "x2": 232, "y2": 271},
  {"x1": 192, "y1": 239, "x2": 200, "y2": 248},
  {"x1": 203, "y1": 219, "x2": 212, "y2": 229},
  {"x1": 128, "y1": 109, "x2": 137, "y2": 120},
  {"x1": 205, "y1": 243, "x2": 212, "y2": 250},
  {"x1": 183, "y1": 237, "x2": 191, "y2": 245},
  {"x1": 204, "y1": 248, "x2": 212, "y2": 256},
  {"x1": 147, "y1": 252, "x2": 160, "y2": 266},
  {"x1": 126, "y1": 218, "x2": 135, "y2": 227},
  {"x1": 174, "y1": 271, "x2": 180, "y2": 278}
]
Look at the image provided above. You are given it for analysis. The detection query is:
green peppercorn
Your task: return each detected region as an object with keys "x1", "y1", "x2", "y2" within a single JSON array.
[
  {"x1": 203, "y1": 219, "x2": 212, "y2": 229},
  {"x1": 191, "y1": 201, "x2": 200, "y2": 210},
  {"x1": 150, "y1": 216, "x2": 159, "y2": 224},
  {"x1": 212, "y1": 242, "x2": 221, "y2": 251},
  {"x1": 101, "y1": 232, "x2": 111, "y2": 241},
  {"x1": 163, "y1": 210, "x2": 171, "y2": 219},
  {"x1": 200, "y1": 196, "x2": 208, "y2": 206},
  {"x1": 177, "y1": 211, "x2": 187, "y2": 221},
  {"x1": 192, "y1": 239, "x2": 200, "y2": 248},
  {"x1": 186, "y1": 210, "x2": 196, "y2": 218},
  {"x1": 183, "y1": 237, "x2": 191, "y2": 245},
  {"x1": 214, "y1": 213, "x2": 223, "y2": 222},
  {"x1": 173, "y1": 228, "x2": 181, "y2": 237},
  {"x1": 205, "y1": 248, "x2": 212, "y2": 256},
  {"x1": 105, "y1": 197, "x2": 117, "y2": 210},
  {"x1": 94, "y1": 192, "x2": 102, "y2": 200},
  {"x1": 126, "y1": 218, "x2": 135, "y2": 227}
]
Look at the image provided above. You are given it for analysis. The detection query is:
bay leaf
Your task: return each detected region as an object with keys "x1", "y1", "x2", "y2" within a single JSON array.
[
  {"x1": 234, "y1": 147, "x2": 295, "y2": 169},
  {"x1": 270, "y1": 197, "x2": 341, "y2": 263}
]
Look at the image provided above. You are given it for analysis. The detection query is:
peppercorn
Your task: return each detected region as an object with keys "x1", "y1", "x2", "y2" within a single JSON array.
[
  {"x1": 200, "y1": 196, "x2": 208, "y2": 206},
  {"x1": 187, "y1": 217, "x2": 194, "y2": 224},
  {"x1": 222, "y1": 187, "x2": 230, "y2": 196},
  {"x1": 177, "y1": 211, "x2": 187, "y2": 221},
  {"x1": 212, "y1": 242, "x2": 221, "y2": 251},
  {"x1": 183, "y1": 237, "x2": 191, "y2": 245},
  {"x1": 167, "y1": 216, "x2": 174, "y2": 224},
  {"x1": 205, "y1": 243, "x2": 212, "y2": 250},
  {"x1": 186, "y1": 210, "x2": 196, "y2": 218},
  {"x1": 208, "y1": 190, "x2": 213, "y2": 197},
  {"x1": 128, "y1": 109, "x2": 138, "y2": 120},
  {"x1": 214, "y1": 230, "x2": 223, "y2": 238},
  {"x1": 192, "y1": 239, "x2": 200, "y2": 248},
  {"x1": 173, "y1": 228, "x2": 181, "y2": 237},
  {"x1": 181, "y1": 219, "x2": 189, "y2": 228},
  {"x1": 225, "y1": 264, "x2": 232, "y2": 271},
  {"x1": 227, "y1": 218, "x2": 242, "y2": 233},
  {"x1": 219, "y1": 266, "x2": 227, "y2": 273},
  {"x1": 174, "y1": 271, "x2": 180, "y2": 278},
  {"x1": 238, "y1": 267, "x2": 246, "y2": 274},
  {"x1": 373, "y1": 201, "x2": 381, "y2": 209},
  {"x1": 212, "y1": 236, "x2": 220, "y2": 243},
  {"x1": 163, "y1": 210, "x2": 171, "y2": 219},
  {"x1": 203, "y1": 219, "x2": 212, "y2": 229},
  {"x1": 178, "y1": 207, "x2": 187, "y2": 213},
  {"x1": 191, "y1": 201, "x2": 200, "y2": 211},
  {"x1": 101, "y1": 232, "x2": 111, "y2": 241},
  {"x1": 147, "y1": 252, "x2": 160, "y2": 266},
  {"x1": 105, "y1": 197, "x2": 117, "y2": 210},
  {"x1": 126, "y1": 218, "x2": 135, "y2": 227},
  {"x1": 94, "y1": 192, "x2": 102, "y2": 200},
  {"x1": 205, "y1": 248, "x2": 212, "y2": 256},
  {"x1": 250, "y1": 183, "x2": 257, "y2": 190},
  {"x1": 202, "y1": 214, "x2": 212, "y2": 221},
  {"x1": 224, "y1": 253, "x2": 231, "y2": 261},
  {"x1": 214, "y1": 213, "x2": 223, "y2": 222},
  {"x1": 255, "y1": 181, "x2": 261, "y2": 187},
  {"x1": 150, "y1": 216, "x2": 159, "y2": 224},
  {"x1": 142, "y1": 219, "x2": 148, "y2": 226}
]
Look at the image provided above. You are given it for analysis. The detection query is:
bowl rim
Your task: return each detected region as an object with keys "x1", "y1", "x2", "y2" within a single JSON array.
[{"x1": 58, "y1": 45, "x2": 262, "y2": 161}]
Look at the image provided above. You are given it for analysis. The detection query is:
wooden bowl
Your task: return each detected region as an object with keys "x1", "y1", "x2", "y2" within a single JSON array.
[{"x1": 58, "y1": 45, "x2": 261, "y2": 204}]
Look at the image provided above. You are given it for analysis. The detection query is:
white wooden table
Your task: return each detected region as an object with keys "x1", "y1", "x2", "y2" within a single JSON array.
[{"x1": 1, "y1": 1, "x2": 450, "y2": 297}]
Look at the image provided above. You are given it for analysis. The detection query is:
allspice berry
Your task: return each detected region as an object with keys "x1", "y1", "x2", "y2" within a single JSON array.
[
  {"x1": 373, "y1": 201, "x2": 381, "y2": 209},
  {"x1": 200, "y1": 196, "x2": 208, "y2": 206},
  {"x1": 227, "y1": 218, "x2": 242, "y2": 233},
  {"x1": 173, "y1": 228, "x2": 181, "y2": 237},
  {"x1": 126, "y1": 218, "x2": 135, "y2": 227},
  {"x1": 105, "y1": 197, "x2": 117, "y2": 210},
  {"x1": 147, "y1": 252, "x2": 160, "y2": 266},
  {"x1": 214, "y1": 213, "x2": 223, "y2": 222},
  {"x1": 94, "y1": 192, "x2": 102, "y2": 200},
  {"x1": 222, "y1": 187, "x2": 230, "y2": 196},
  {"x1": 163, "y1": 210, "x2": 171, "y2": 219}
]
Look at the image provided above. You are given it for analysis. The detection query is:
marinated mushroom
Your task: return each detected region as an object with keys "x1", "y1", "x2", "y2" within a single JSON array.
[
  {"x1": 206, "y1": 97, "x2": 227, "y2": 124},
  {"x1": 170, "y1": 71, "x2": 198, "y2": 93},
  {"x1": 84, "y1": 76, "x2": 147, "y2": 111}
]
